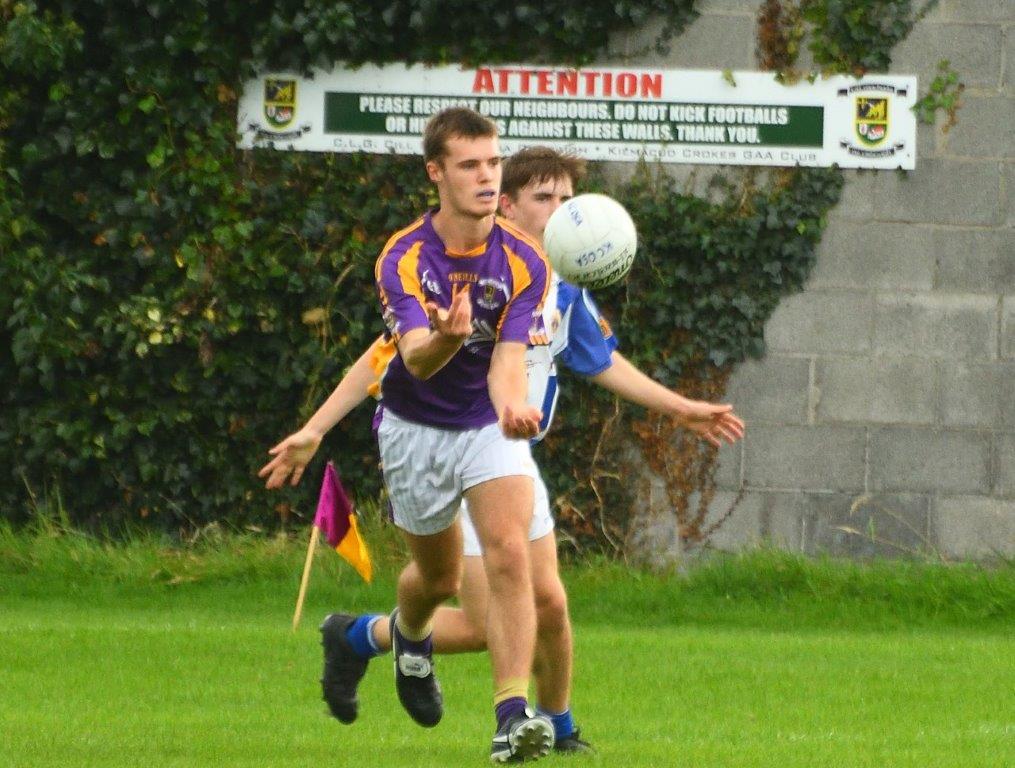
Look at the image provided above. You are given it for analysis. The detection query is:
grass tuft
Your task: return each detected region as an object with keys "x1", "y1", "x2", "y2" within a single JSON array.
[{"x1": 1, "y1": 522, "x2": 1011, "y2": 631}]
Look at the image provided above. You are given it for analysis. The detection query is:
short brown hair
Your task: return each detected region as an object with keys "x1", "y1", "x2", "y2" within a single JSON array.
[
  {"x1": 501, "y1": 146, "x2": 587, "y2": 198},
  {"x1": 422, "y1": 107, "x2": 498, "y2": 163}
]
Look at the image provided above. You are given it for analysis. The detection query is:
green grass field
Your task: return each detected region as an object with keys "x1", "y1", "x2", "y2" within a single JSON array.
[{"x1": 1, "y1": 526, "x2": 1012, "y2": 767}]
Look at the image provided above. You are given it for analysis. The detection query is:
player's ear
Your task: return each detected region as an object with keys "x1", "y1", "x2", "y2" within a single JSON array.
[
  {"x1": 499, "y1": 192, "x2": 513, "y2": 217},
  {"x1": 425, "y1": 159, "x2": 443, "y2": 183}
]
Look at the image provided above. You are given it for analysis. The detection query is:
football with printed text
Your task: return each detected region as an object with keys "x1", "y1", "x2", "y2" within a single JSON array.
[{"x1": 543, "y1": 193, "x2": 637, "y2": 289}]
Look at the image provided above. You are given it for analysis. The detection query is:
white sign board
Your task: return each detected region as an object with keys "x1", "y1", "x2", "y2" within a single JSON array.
[{"x1": 238, "y1": 64, "x2": 917, "y2": 169}]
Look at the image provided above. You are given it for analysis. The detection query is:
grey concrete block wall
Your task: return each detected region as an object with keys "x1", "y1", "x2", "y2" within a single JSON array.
[
  {"x1": 939, "y1": 362, "x2": 1015, "y2": 428},
  {"x1": 872, "y1": 294, "x2": 998, "y2": 360},
  {"x1": 1007, "y1": 27, "x2": 1015, "y2": 95},
  {"x1": 644, "y1": 489, "x2": 940, "y2": 561},
  {"x1": 868, "y1": 428, "x2": 993, "y2": 495},
  {"x1": 938, "y1": 1, "x2": 1015, "y2": 25},
  {"x1": 941, "y1": 96, "x2": 1015, "y2": 158},
  {"x1": 933, "y1": 230, "x2": 1015, "y2": 293},
  {"x1": 997, "y1": 434, "x2": 1015, "y2": 497},
  {"x1": 932, "y1": 496, "x2": 1015, "y2": 559},
  {"x1": 618, "y1": 1, "x2": 1014, "y2": 561},
  {"x1": 724, "y1": 356, "x2": 811, "y2": 425},
  {"x1": 892, "y1": 23, "x2": 1004, "y2": 90},
  {"x1": 1006, "y1": 162, "x2": 1015, "y2": 226},
  {"x1": 869, "y1": 160, "x2": 1003, "y2": 226},
  {"x1": 815, "y1": 357, "x2": 938, "y2": 425},
  {"x1": 803, "y1": 493, "x2": 933, "y2": 559},
  {"x1": 809, "y1": 224, "x2": 936, "y2": 291},
  {"x1": 743, "y1": 425, "x2": 867, "y2": 490},
  {"x1": 1003, "y1": 297, "x2": 1015, "y2": 358},
  {"x1": 765, "y1": 292, "x2": 874, "y2": 354}
]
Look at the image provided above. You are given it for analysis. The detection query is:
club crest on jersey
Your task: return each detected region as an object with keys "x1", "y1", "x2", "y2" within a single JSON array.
[
  {"x1": 476, "y1": 277, "x2": 509, "y2": 310},
  {"x1": 855, "y1": 97, "x2": 888, "y2": 146},
  {"x1": 264, "y1": 78, "x2": 296, "y2": 129}
]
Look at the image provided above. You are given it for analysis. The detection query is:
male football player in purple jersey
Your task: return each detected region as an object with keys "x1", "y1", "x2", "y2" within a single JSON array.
[
  {"x1": 261, "y1": 142, "x2": 744, "y2": 762},
  {"x1": 346, "y1": 107, "x2": 555, "y2": 760}
]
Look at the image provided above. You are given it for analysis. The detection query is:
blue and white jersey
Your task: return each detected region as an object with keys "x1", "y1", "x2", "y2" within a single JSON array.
[{"x1": 525, "y1": 274, "x2": 619, "y2": 443}]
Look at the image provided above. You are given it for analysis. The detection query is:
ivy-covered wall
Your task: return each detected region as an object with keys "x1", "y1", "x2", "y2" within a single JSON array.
[
  {"x1": 623, "y1": 0, "x2": 1014, "y2": 563},
  {"x1": 0, "y1": 0, "x2": 754, "y2": 537}
]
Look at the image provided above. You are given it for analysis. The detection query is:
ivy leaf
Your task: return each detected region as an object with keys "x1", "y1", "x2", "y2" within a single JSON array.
[{"x1": 146, "y1": 144, "x2": 166, "y2": 169}]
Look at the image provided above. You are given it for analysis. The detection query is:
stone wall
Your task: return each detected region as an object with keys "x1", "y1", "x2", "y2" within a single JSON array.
[{"x1": 613, "y1": 0, "x2": 1014, "y2": 561}]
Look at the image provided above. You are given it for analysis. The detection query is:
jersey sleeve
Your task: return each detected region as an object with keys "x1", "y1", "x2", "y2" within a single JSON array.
[
  {"x1": 375, "y1": 240, "x2": 429, "y2": 342},
  {"x1": 557, "y1": 289, "x2": 619, "y2": 377},
  {"x1": 497, "y1": 243, "x2": 550, "y2": 345}
]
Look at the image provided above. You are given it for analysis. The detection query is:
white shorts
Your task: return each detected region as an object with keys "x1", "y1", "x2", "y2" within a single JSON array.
[
  {"x1": 377, "y1": 408, "x2": 537, "y2": 536},
  {"x1": 460, "y1": 469, "x2": 554, "y2": 556}
]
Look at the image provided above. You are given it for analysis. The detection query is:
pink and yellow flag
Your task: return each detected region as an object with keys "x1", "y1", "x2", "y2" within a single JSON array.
[{"x1": 314, "y1": 461, "x2": 372, "y2": 583}]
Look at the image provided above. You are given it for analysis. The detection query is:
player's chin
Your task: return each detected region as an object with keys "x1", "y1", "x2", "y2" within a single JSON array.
[{"x1": 471, "y1": 197, "x2": 498, "y2": 216}]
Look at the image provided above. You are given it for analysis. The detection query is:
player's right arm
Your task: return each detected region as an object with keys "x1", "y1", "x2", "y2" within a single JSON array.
[
  {"x1": 558, "y1": 286, "x2": 744, "y2": 446},
  {"x1": 376, "y1": 229, "x2": 471, "y2": 381},
  {"x1": 397, "y1": 283, "x2": 472, "y2": 380},
  {"x1": 592, "y1": 352, "x2": 745, "y2": 447},
  {"x1": 258, "y1": 339, "x2": 380, "y2": 489}
]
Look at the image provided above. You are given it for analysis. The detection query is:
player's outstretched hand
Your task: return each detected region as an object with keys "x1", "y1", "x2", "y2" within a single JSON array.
[
  {"x1": 500, "y1": 403, "x2": 542, "y2": 440},
  {"x1": 678, "y1": 401, "x2": 745, "y2": 448},
  {"x1": 426, "y1": 283, "x2": 472, "y2": 341},
  {"x1": 258, "y1": 427, "x2": 323, "y2": 489}
]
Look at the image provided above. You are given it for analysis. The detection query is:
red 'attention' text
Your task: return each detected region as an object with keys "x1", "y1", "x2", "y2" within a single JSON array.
[{"x1": 472, "y1": 68, "x2": 663, "y2": 99}]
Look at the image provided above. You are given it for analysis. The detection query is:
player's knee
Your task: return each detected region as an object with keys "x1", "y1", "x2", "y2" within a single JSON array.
[
  {"x1": 535, "y1": 582, "x2": 569, "y2": 634},
  {"x1": 418, "y1": 563, "x2": 461, "y2": 602},
  {"x1": 428, "y1": 569, "x2": 462, "y2": 602},
  {"x1": 483, "y1": 537, "x2": 529, "y2": 584},
  {"x1": 462, "y1": 617, "x2": 488, "y2": 649}
]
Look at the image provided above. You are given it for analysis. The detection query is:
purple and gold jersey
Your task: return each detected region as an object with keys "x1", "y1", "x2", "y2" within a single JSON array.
[{"x1": 375, "y1": 211, "x2": 550, "y2": 430}]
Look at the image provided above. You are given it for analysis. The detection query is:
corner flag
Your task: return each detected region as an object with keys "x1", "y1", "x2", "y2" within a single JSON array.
[
  {"x1": 314, "y1": 461, "x2": 373, "y2": 583},
  {"x1": 292, "y1": 461, "x2": 373, "y2": 630}
]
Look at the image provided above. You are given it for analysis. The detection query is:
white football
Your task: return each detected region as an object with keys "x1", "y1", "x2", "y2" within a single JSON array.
[{"x1": 542, "y1": 193, "x2": 637, "y2": 289}]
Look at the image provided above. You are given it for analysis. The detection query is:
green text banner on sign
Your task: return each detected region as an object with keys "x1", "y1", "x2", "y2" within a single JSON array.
[{"x1": 237, "y1": 64, "x2": 917, "y2": 170}]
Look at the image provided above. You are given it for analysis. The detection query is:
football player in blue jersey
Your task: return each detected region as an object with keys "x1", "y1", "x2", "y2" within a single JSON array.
[{"x1": 260, "y1": 146, "x2": 744, "y2": 759}]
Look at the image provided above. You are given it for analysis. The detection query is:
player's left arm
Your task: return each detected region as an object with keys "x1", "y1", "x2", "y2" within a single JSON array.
[
  {"x1": 489, "y1": 341, "x2": 542, "y2": 439},
  {"x1": 492, "y1": 243, "x2": 550, "y2": 440},
  {"x1": 591, "y1": 351, "x2": 745, "y2": 447},
  {"x1": 258, "y1": 338, "x2": 382, "y2": 489}
]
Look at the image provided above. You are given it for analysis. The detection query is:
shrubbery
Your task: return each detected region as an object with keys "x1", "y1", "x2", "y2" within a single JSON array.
[{"x1": 2, "y1": 0, "x2": 843, "y2": 548}]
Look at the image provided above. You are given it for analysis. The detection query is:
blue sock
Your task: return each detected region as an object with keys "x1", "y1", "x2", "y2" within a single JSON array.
[
  {"x1": 538, "y1": 707, "x2": 575, "y2": 740},
  {"x1": 346, "y1": 614, "x2": 384, "y2": 660}
]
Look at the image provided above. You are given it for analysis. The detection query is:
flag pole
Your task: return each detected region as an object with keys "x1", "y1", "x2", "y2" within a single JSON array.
[{"x1": 292, "y1": 524, "x2": 321, "y2": 631}]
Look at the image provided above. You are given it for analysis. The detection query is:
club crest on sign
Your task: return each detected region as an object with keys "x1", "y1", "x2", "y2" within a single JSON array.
[
  {"x1": 264, "y1": 78, "x2": 297, "y2": 129},
  {"x1": 855, "y1": 97, "x2": 888, "y2": 146}
]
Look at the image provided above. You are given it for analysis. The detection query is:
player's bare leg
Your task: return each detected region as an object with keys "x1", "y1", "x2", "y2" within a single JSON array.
[
  {"x1": 528, "y1": 534, "x2": 591, "y2": 752},
  {"x1": 368, "y1": 557, "x2": 488, "y2": 653},
  {"x1": 389, "y1": 522, "x2": 463, "y2": 727},
  {"x1": 344, "y1": 534, "x2": 590, "y2": 751},
  {"x1": 396, "y1": 523, "x2": 464, "y2": 631},
  {"x1": 528, "y1": 533, "x2": 571, "y2": 712},
  {"x1": 467, "y1": 475, "x2": 536, "y2": 685},
  {"x1": 467, "y1": 474, "x2": 554, "y2": 761}
]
